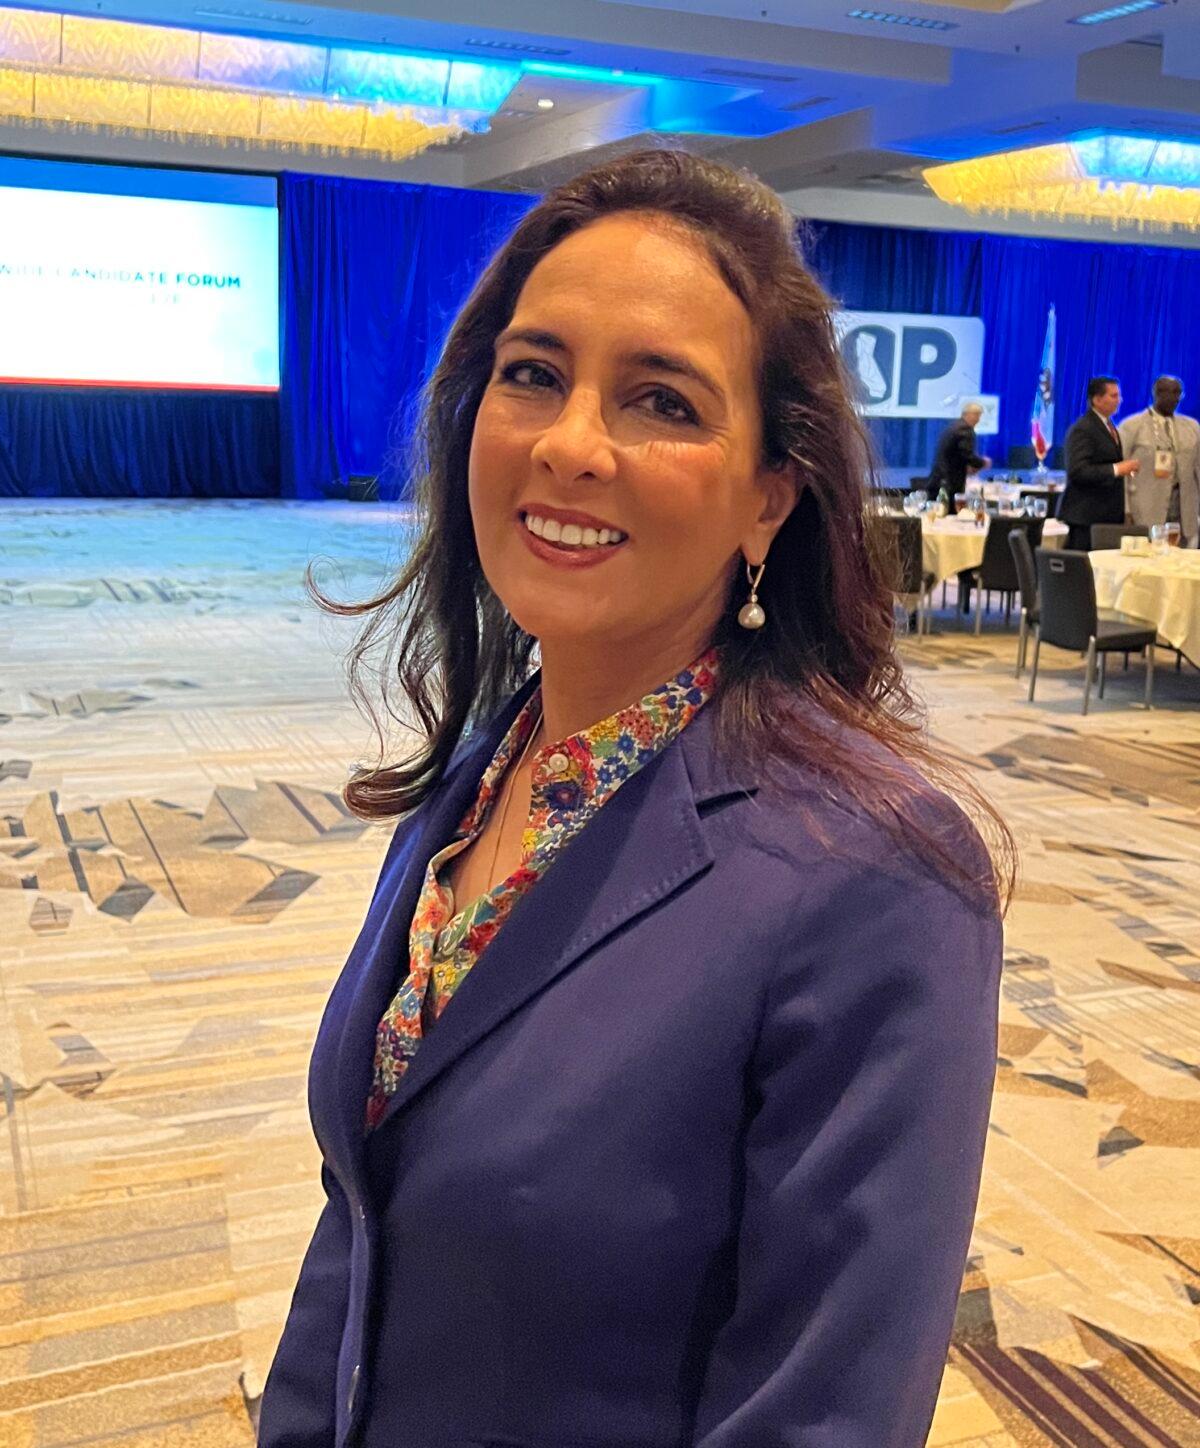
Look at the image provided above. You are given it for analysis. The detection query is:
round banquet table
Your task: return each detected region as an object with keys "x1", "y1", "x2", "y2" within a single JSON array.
[
  {"x1": 921, "y1": 515, "x2": 1067, "y2": 588},
  {"x1": 1089, "y1": 548, "x2": 1200, "y2": 666}
]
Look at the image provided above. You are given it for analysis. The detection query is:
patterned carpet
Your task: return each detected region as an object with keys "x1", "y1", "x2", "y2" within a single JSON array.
[{"x1": 1, "y1": 499, "x2": 1199, "y2": 1447}]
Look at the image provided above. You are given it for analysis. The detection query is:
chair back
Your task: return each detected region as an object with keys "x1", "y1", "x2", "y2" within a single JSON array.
[
  {"x1": 870, "y1": 513, "x2": 924, "y2": 594},
  {"x1": 1035, "y1": 548, "x2": 1097, "y2": 652},
  {"x1": 1089, "y1": 523, "x2": 1148, "y2": 551},
  {"x1": 978, "y1": 516, "x2": 1041, "y2": 591},
  {"x1": 1007, "y1": 527, "x2": 1038, "y2": 613}
]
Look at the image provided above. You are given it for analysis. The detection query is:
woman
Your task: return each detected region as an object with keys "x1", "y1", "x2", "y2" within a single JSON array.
[{"x1": 258, "y1": 149, "x2": 1010, "y2": 1448}]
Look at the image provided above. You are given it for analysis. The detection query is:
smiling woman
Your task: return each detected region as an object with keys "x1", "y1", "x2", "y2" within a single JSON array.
[{"x1": 261, "y1": 149, "x2": 1013, "y2": 1448}]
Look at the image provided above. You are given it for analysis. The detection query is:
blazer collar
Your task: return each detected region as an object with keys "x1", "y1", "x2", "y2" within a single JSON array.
[{"x1": 346, "y1": 692, "x2": 756, "y2": 1145}]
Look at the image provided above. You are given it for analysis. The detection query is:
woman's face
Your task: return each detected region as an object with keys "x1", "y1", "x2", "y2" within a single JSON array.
[{"x1": 468, "y1": 213, "x2": 793, "y2": 661}]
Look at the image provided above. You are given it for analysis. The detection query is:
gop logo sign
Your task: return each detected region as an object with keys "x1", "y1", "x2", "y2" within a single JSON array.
[{"x1": 834, "y1": 311, "x2": 985, "y2": 419}]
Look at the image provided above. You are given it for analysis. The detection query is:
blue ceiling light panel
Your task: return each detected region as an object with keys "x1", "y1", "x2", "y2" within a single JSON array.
[
  {"x1": 1068, "y1": 1, "x2": 1164, "y2": 25},
  {"x1": 325, "y1": 51, "x2": 522, "y2": 111},
  {"x1": 1073, "y1": 134, "x2": 1200, "y2": 189},
  {"x1": 445, "y1": 60, "x2": 523, "y2": 111}
]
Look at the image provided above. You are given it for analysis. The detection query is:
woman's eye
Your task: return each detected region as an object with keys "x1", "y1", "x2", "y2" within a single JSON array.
[
  {"x1": 639, "y1": 387, "x2": 699, "y2": 425},
  {"x1": 499, "y1": 360, "x2": 558, "y2": 390}
]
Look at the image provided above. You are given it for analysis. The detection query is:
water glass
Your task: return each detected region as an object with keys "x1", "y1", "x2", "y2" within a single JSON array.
[
  {"x1": 1149, "y1": 523, "x2": 1169, "y2": 555},
  {"x1": 1033, "y1": 498, "x2": 1048, "y2": 519}
]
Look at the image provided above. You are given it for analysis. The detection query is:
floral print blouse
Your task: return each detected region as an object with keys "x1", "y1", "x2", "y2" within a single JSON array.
[{"x1": 365, "y1": 650, "x2": 719, "y2": 1129}]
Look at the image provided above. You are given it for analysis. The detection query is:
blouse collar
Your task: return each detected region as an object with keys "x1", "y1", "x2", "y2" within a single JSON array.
[{"x1": 460, "y1": 649, "x2": 720, "y2": 845}]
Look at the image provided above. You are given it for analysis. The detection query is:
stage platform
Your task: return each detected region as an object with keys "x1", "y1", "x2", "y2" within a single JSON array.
[{"x1": 2, "y1": 499, "x2": 1199, "y2": 1446}]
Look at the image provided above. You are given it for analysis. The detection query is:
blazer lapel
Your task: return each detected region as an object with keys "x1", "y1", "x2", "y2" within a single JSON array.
[
  {"x1": 1094, "y1": 408, "x2": 1119, "y2": 458},
  {"x1": 369, "y1": 706, "x2": 754, "y2": 1134},
  {"x1": 329, "y1": 683, "x2": 538, "y2": 1171}
]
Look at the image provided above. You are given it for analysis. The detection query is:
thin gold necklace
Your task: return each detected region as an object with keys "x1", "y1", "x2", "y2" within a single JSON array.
[{"x1": 485, "y1": 712, "x2": 542, "y2": 893}]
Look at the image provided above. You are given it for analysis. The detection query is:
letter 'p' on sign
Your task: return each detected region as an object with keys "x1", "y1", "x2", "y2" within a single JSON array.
[{"x1": 833, "y1": 311, "x2": 985, "y2": 420}]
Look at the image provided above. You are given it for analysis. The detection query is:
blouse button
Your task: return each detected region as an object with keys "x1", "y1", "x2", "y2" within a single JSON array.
[{"x1": 547, "y1": 752, "x2": 569, "y2": 775}]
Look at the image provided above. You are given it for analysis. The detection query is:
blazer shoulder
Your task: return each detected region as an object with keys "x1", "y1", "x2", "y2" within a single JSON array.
[{"x1": 705, "y1": 716, "x2": 998, "y2": 919}]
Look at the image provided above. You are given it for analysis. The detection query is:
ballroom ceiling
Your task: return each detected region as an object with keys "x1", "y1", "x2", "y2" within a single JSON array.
[{"x1": 2, "y1": 0, "x2": 1199, "y2": 235}]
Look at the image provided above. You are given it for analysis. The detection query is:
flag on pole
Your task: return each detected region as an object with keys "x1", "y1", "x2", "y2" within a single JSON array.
[{"x1": 1031, "y1": 305, "x2": 1055, "y2": 456}]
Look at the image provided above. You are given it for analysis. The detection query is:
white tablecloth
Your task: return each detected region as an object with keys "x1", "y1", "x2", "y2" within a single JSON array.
[
  {"x1": 921, "y1": 516, "x2": 1067, "y2": 587},
  {"x1": 1090, "y1": 548, "x2": 1200, "y2": 664}
]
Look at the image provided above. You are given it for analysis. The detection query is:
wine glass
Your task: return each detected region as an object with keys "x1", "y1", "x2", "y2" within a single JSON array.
[{"x1": 1032, "y1": 431, "x2": 1049, "y2": 476}]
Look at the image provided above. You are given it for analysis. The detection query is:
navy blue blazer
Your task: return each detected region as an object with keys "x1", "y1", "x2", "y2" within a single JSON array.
[{"x1": 258, "y1": 685, "x2": 1003, "y2": 1448}]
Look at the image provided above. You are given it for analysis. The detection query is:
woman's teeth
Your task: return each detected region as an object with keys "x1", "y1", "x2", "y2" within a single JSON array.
[{"x1": 523, "y1": 514, "x2": 627, "y2": 548}]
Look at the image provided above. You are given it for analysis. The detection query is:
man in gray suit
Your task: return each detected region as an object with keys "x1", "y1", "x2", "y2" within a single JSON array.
[{"x1": 1119, "y1": 375, "x2": 1200, "y2": 546}]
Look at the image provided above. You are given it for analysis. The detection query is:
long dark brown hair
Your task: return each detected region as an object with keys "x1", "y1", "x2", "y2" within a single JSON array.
[{"x1": 314, "y1": 148, "x2": 1015, "y2": 910}]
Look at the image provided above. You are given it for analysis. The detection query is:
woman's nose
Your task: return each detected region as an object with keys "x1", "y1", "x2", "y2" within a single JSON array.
[{"x1": 530, "y1": 391, "x2": 617, "y2": 486}]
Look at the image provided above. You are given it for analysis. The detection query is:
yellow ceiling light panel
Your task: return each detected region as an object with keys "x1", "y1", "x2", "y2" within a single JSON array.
[
  {"x1": 363, "y1": 107, "x2": 457, "y2": 156},
  {"x1": 0, "y1": 5, "x2": 476, "y2": 159},
  {"x1": 925, "y1": 140, "x2": 1200, "y2": 231},
  {"x1": 60, "y1": 15, "x2": 197, "y2": 82},
  {"x1": 0, "y1": 64, "x2": 33, "y2": 114},
  {"x1": 259, "y1": 94, "x2": 366, "y2": 147},
  {"x1": 150, "y1": 81, "x2": 260, "y2": 140},
  {"x1": 36, "y1": 71, "x2": 148, "y2": 126},
  {"x1": 0, "y1": 6, "x2": 60, "y2": 66}
]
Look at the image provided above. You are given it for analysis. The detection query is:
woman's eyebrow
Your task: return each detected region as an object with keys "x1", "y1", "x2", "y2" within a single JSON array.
[
  {"x1": 495, "y1": 327, "x2": 566, "y2": 353},
  {"x1": 628, "y1": 351, "x2": 725, "y2": 404}
]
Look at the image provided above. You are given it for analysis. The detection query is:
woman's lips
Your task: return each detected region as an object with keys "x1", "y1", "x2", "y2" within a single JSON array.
[
  {"x1": 521, "y1": 509, "x2": 627, "y2": 549},
  {"x1": 517, "y1": 511, "x2": 628, "y2": 569}
]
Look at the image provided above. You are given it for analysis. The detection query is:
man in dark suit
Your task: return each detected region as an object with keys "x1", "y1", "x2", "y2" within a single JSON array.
[
  {"x1": 928, "y1": 402, "x2": 990, "y2": 496},
  {"x1": 1060, "y1": 376, "x2": 1141, "y2": 550}
]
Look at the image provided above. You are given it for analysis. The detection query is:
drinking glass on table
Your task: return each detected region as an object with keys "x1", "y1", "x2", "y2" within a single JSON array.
[
  {"x1": 1032, "y1": 498, "x2": 1048, "y2": 519},
  {"x1": 903, "y1": 491, "x2": 924, "y2": 518},
  {"x1": 1149, "y1": 523, "x2": 1169, "y2": 555},
  {"x1": 954, "y1": 492, "x2": 970, "y2": 515},
  {"x1": 1165, "y1": 522, "x2": 1182, "y2": 548}
]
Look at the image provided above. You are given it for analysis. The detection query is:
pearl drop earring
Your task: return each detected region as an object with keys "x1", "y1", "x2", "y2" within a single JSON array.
[{"x1": 738, "y1": 561, "x2": 767, "y2": 630}]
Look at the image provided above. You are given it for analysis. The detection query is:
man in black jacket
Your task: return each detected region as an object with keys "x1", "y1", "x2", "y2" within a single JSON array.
[
  {"x1": 1059, "y1": 376, "x2": 1141, "y2": 550},
  {"x1": 928, "y1": 402, "x2": 990, "y2": 497}
]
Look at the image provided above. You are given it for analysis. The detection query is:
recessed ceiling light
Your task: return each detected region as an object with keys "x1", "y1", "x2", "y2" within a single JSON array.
[
  {"x1": 846, "y1": 8, "x2": 957, "y2": 30},
  {"x1": 465, "y1": 37, "x2": 571, "y2": 56},
  {"x1": 193, "y1": 5, "x2": 313, "y2": 22},
  {"x1": 537, "y1": 97, "x2": 555, "y2": 109},
  {"x1": 1069, "y1": 0, "x2": 1164, "y2": 23}
]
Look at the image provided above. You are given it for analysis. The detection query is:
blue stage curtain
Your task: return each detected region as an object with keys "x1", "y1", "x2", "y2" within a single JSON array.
[
  {"x1": 808, "y1": 219, "x2": 1200, "y2": 473},
  {"x1": 0, "y1": 173, "x2": 531, "y2": 499},
  {"x1": 280, "y1": 173, "x2": 535, "y2": 499},
  {"x1": 0, "y1": 388, "x2": 279, "y2": 498}
]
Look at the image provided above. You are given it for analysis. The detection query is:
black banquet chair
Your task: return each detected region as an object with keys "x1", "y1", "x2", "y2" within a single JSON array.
[
  {"x1": 1089, "y1": 523, "x2": 1149, "y2": 551},
  {"x1": 1006, "y1": 527, "x2": 1039, "y2": 678},
  {"x1": 970, "y1": 516, "x2": 1043, "y2": 635},
  {"x1": 1027, "y1": 549, "x2": 1157, "y2": 714},
  {"x1": 872, "y1": 513, "x2": 934, "y2": 636}
]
